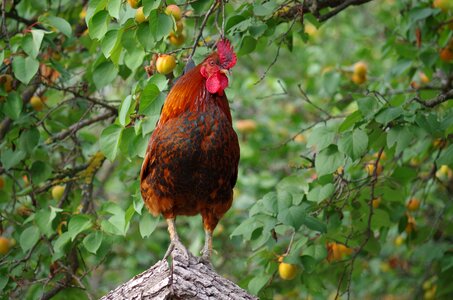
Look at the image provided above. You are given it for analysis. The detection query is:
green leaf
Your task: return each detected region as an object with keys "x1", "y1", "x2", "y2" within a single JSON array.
[
  {"x1": 35, "y1": 209, "x2": 53, "y2": 236},
  {"x1": 88, "y1": 10, "x2": 110, "y2": 40},
  {"x1": 44, "y1": 16, "x2": 72, "y2": 37},
  {"x1": 139, "y1": 214, "x2": 160, "y2": 238},
  {"x1": 101, "y1": 29, "x2": 120, "y2": 58},
  {"x1": 53, "y1": 232, "x2": 72, "y2": 255},
  {"x1": 248, "y1": 274, "x2": 272, "y2": 295},
  {"x1": 315, "y1": 145, "x2": 344, "y2": 177},
  {"x1": 124, "y1": 47, "x2": 145, "y2": 71},
  {"x1": 20, "y1": 226, "x2": 40, "y2": 252},
  {"x1": 136, "y1": 22, "x2": 155, "y2": 50},
  {"x1": 22, "y1": 30, "x2": 45, "y2": 58},
  {"x1": 149, "y1": 11, "x2": 172, "y2": 41},
  {"x1": 370, "y1": 209, "x2": 391, "y2": 230},
  {"x1": 307, "y1": 183, "x2": 334, "y2": 203},
  {"x1": 119, "y1": 95, "x2": 133, "y2": 127},
  {"x1": 100, "y1": 124, "x2": 124, "y2": 161},
  {"x1": 302, "y1": 215, "x2": 327, "y2": 233},
  {"x1": 30, "y1": 161, "x2": 52, "y2": 184},
  {"x1": 92, "y1": 60, "x2": 118, "y2": 89},
  {"x1": 12, "y1": 56, "x2": 39, "y2": 84},
  {"x1": 375, "y1": 107, "x2": 403, "y2": 124},
  {"x1": 4, "y1": 91, "x2": 22, "y2": 119},
  {"x1": 338, "y1": 110, "x2": 362, "y2": 132},
  {"x1": 338, "y1": 129, "x2": 368, "y2": 160},
  {"x1": 19, "y1": 127, "x2": 40, "y2": 154},
  {"x1": 68, "y1": 215, "x2": 92, "y2": 241},
  {"x1": 238, "y1": 36, "x2": 257, "y2": 56},
  {"x1": 278, "y1": 204, "x2": 306, "y2": 230},
  {"x1": 253, "y1": 3, "x2": 277, "y2": 16},
  {"x1": 0, "y1": 148, "x2": 26, "y2": 170},
  {"x1": 387, "y1": 126, "x2": 414, "y2": 154},
  {"x1": 107, "y1": 0, "x2": 121, "y2": 19},
  {"x1": 438, "y1": 145, "x2": 453, "y2": 166},
  {"x1": 83, "y1": 231, "x2": 103, "y2": 254},
  {"x1": 307, "y1": 124, "x2": 336, "y2": 151}
]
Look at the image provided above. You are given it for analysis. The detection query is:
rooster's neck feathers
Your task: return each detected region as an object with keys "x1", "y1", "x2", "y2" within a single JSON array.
[{"x1": 158, "y1": 63, "x2": 232, "y2": 127}]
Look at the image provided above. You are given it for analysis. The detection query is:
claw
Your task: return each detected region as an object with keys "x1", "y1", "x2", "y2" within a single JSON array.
[{"x1": 163, "y1": 218, "x2": 191, "y2": 263}]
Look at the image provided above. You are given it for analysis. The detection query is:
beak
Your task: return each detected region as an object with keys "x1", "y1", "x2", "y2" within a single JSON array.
[{"x1": 219, "y1": 69, "x2": 229, "y2": 75}]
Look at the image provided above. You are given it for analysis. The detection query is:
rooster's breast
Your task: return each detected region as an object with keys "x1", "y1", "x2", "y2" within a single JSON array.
[{"x1": 142, "y1": 104, "x2": 239, "y2": 217}]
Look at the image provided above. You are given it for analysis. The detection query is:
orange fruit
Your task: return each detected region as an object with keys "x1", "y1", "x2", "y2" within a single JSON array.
[
  {"x1": 165, "y1": 4, "x2": 182, "y2": 21},
  {"x1": 406, "y1": 198, "x2": 420, "y2": 211},
  {"x1": 155, "y1": 54, "x2": 176, "y2": 75},
  {"x1": 135, "y1": 7, "x2": 147, "y2": 23}
]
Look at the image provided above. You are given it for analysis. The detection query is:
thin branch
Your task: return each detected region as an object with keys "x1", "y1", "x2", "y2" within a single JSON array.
[
  {"x1": 298, "y1": 84, "x2": 332, "y2": 117},
  {"x1": 318, "y1": 0, "x2": 375, "y2": 22},
  {"x1": 413, "y1": 88, "x2": 453, "y2": 108},
  {"x1": 189, "y1": 0, "x2": 218, "y2": 59},
  {"x1": 47, "y1": 110, "x2": 116, "y2": 143}
]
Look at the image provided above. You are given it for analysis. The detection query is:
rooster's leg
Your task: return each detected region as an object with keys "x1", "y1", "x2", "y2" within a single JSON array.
[
  {"x1": 200, "y1": 229, "x2": 213, "y2": 262},
  {"x1": 163, "y1": 218, "x2": 190, "y2": 261}
]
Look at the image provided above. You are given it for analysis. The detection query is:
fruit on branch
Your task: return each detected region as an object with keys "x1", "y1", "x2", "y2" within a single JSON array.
[
  {"x1": 128, "y1": 0, "x2": 140, "y2": 9},
  {"x1": 169, "y1": 32, "x2": 185, "y2": 46},
  {"x1": 372, "y1": 197, "x2": 381, "y2": 209},
  {"x1": 0, "y1": 74, "x2": 14, "y2": 93},
  {"x1": 235, "y1": 119, "x2": 257, "y2": 134},
  {"x1": 419, "y1": 72, "x2": 430, "y2": 84},
  {"x1": 155, "y1": 54, "x2": 176, "y2": 75},
  {"x1": 433, "y1": 0, "x2": 453, "y2": 12},
  {"x1": 406, "y1": 198, "x2": 420, "y2": 211},
  {"x1": 327, "y1": 242, "x2": 353, "y2": 262},
  {"x1": 52, "y1": 185, "x2": 65, "y2": 201},
  {"x1": 0, "y1": 237, "x2": 11, "y2": 255},
  {"x1": 30, "y1": 96, "x2": 44, "y2": 111},
  {"x1": 165, "y1": 4, "x2": 182, "y2": 21},
  {"x1": 366, "y1": 161, "x2": 383, "y2": 176},
  {"x1": 440, "y1": 47, "x2": 453, "y2": 62},
  {"x1": 278, "y1": 256, "x2": 298, "y2": 280},
  {"x1": 352, "y1": 61, "x2": 367, "y2": 84},
  {"x1": 394, "y1": 235, "x2": 404, "y2": 246},
  {"x1": 135, "y1": 7, "x2": 147, "y2": 23},
  {"x1": 405, "y1": 215, "x2": 416, "y2": 233}
]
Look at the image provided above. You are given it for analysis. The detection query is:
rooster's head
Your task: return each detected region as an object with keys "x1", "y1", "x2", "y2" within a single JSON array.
[{"x1": 200, "y1": 38, "x2": 237, "y2": 96}]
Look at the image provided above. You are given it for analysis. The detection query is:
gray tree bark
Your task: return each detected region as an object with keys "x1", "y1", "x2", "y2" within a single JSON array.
[{"x1": 100, "y1": 249, "x2": 258, "y2": 300}]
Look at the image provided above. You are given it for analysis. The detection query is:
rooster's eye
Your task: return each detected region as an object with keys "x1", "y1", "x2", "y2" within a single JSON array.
[{"x1": 209, "y1": 60, "x2": 215, "y2": 66}]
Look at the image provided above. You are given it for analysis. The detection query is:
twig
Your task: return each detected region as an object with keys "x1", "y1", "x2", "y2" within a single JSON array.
[
  {"x1": 189, "y1": 0, "x2": 218, "y2": 59},
  {"x1": 47, "y1": 110, "x2": 116, "y2": 143},
  {"x1": 298, "y1": 84, "x2": 332, "y2": 116},
  {"x1": 413, "y1": 89, "x2": 453, "y2": 108},
  {"x1": 318, "y1": 0, "x2": 375, "y2": 22}
]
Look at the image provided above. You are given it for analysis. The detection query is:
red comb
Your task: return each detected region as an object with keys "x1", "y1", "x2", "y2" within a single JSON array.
[{"x1": 217, "y1": 38, "x2": 237, "y2": 70}]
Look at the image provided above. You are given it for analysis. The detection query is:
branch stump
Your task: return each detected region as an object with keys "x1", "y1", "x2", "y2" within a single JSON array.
[{"x1": 100, "y1": 249, "x2": 258, "y2": 300}]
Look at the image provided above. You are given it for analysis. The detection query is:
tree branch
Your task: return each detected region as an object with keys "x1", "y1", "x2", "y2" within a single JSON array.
[
  {"x1": 100, "y1": 249, "x2": 258, "y2": 300},
  {"x1": 413, "y1": 89, "x2": 453, "y2": 108}
]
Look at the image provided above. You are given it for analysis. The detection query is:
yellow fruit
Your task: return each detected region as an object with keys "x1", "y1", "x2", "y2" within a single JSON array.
[
  {"x1": 168, "y1": 32, "x2": 185, "y2": 46},
  {"x1": 372, "y1": 197, "x2": 381, "y2": 209},
  {"x1": 305, "y1": 23, "x2": 318, "y2": 38},
  {"x1": 79, "y1": 7, "x2": 87, "y2": 19},
  {"x1": 433, "y1": 0, "x2": 453, "y2": 12},
  {"x1": 405, "y1": 216, "x2": 416, "y2": 234},
  {"x1": 278, "y1": 262, "x2": 298, "y2": 280},
  {"x1": 30, "y1": 96, "x2": 44, "y2": 111},
  {"x1": 128, "y1": 0, "x2": 140, "y2": 9},
  {"x1": 352, "y1": 73, "x2": 366, "y2": 85},
  {"x1": 135, "y1": 6, "x2": 147, "y2": 23},
  {"x1": 155, "y1": 54, "x2": 176, "y2": 75},
  {"x1": 0, "y1": 74, "x2": 13, "y2": 92},
  {"x1": 353, "y1": 61, "x2": 368, "y2": 77},
  {"x1": 327, "y1": 242, "x2": 352, "y2": 262},
  {"x1": 336, "y1": 166, "x2": 344, "y2": 175},
  {"x1": 294, "y1": 134, "x2": 306, "y2": 143},
  {"x1": 51, "y1": 185, "x2": 65, "y2": 201},
  {"x1": 433, "y1": 138, "x2": 446, "y2": 149},
  {"x1": 235, "y1": 119, "x2": 257, "y2": 133},
  {"x1": 394, "y1": 235, "x2": 404, "y2": 246},
  {"x1": 175, "y1": 21, "x2": 184, "y2": 33},
  {"x1": 366, "y1": 161, "x2": 383, "y2": 176},
  {"x1": 0, "y1": 237, "x2": 10, "y2": 255},
  {"x1": 419, "y1": 72, "x2": 430, "y2": 84},
  {"x1": 165, "y1": 4, "x2": 182, "y2": 21},
  {"x1": 436, "y1": 165, "x2": 453, "y2": 180},
  {"x1": 440, "y1": 47, "x2": 453, "y2": 62},
  {"x1": 406, "y1": 198, "x2": 420, "y2": 211}
]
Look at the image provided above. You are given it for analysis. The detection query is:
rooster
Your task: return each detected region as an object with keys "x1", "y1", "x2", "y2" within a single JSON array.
[{"x1": 140, "y1": 39, "x2": 239, "y2": 261}]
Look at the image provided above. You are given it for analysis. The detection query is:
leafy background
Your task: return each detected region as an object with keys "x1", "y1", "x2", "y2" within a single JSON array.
[{"x1": 1, "y1": 0, "x2": 453, "y2": 299}]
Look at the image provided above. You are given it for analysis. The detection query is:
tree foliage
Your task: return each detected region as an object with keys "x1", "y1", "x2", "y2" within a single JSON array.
[{"x1": 0, "y1": 0, "x2": 453, "y2": 299}]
